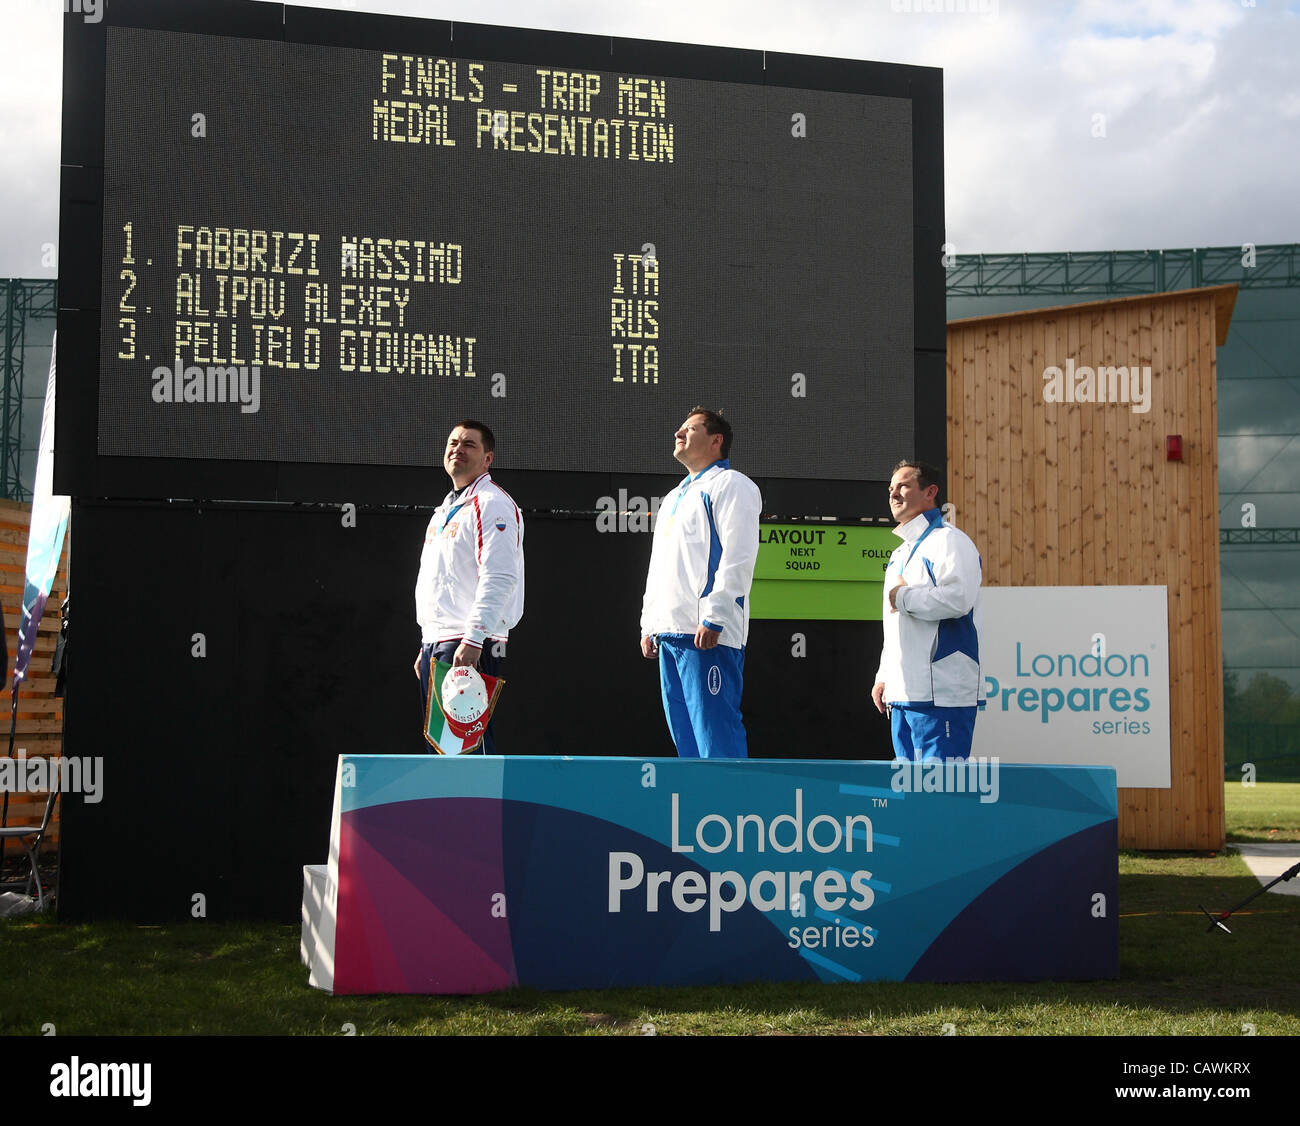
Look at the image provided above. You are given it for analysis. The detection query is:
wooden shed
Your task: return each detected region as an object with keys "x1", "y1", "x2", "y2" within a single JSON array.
[{"x1": 947, "y1": 284, "x2": 1236, "y2": 850}]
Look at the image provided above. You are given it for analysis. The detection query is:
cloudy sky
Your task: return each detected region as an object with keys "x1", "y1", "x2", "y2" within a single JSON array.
[{"x1": 0, "y1": 0, "x2": 1297, "y2": 277}]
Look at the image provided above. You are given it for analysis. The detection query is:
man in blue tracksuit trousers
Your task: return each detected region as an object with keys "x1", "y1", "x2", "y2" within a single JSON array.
[
  {"x1": 640, "y1": 408, "x2": 762, "y2": 759},
  {"x1": 872, "y1": 459, "x2": 984, "y2": 761}
]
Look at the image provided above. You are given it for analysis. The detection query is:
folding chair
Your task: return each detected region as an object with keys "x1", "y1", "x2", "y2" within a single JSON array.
[{"x1": 0, "y1": 789, "x2": 59, "y2": 912}]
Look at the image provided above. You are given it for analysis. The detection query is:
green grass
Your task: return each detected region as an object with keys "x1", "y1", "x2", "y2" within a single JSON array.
[
  {"x1": 2, "y1": 846, "x2": 1298, "y2": 1036},
  {"x1": 2, "y1": 782, "x2": 1294, "y2": 1036},
  {"x1": 1224, "y1": 781, "x2": 1300, "y2": 842}
]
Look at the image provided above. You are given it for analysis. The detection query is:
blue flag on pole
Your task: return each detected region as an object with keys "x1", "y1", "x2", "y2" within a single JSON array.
[{"x1": 12, "y1": 334, "x2": 70, "y2": 697}]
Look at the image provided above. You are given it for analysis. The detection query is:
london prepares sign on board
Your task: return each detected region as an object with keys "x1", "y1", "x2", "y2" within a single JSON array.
[{"x1": 973, "y1": 586, "x2": 1171, "y2": 788}]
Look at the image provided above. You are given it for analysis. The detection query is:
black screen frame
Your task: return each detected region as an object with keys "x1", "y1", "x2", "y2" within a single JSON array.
[{"x1": 57, "y1": 0, "x2": 945, "y2": 517}]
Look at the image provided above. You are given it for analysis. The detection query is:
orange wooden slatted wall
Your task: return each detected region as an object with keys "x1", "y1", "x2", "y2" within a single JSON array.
[{"x1": 947, "y1": 285, "x2": 1235, "y2": 849}]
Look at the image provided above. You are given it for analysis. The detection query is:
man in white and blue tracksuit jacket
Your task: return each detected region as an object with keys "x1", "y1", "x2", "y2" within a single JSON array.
[
  {"x1": 640, "y1": 408, "x2": 762, "y2": 759},
  {"x1": 872, "y1": 460, "x2": 984, "y2": 761}
]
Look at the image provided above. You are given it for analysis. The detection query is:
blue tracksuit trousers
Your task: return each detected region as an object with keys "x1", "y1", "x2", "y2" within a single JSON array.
[
  {"x1": 890, "y1": 702, "x2": 977, "y2": 761},
  {"x1": 657, "y1": 634, "x2": 748, "y2": 759}
]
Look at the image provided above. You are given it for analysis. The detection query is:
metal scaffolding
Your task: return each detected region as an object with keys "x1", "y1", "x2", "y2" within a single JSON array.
[
  {"x1": 0, "y1": 279, "x2": 56, "y2": 502},
  {"x1": 1221, "y1": 528, "x2": 1300, "y2": 545},
  {"x1": 946, "y1": 244, "x2": 1300, "y2": 297}
]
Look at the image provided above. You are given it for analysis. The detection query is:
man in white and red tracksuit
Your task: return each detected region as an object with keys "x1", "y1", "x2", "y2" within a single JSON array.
[
  {"x1": 872, "y1": 459, "x2": 984, "y2": 761},
  {"x1": 414, "y1": 419, "x2": 524, "y2": 754},
  {"x1": 639, "y1": 408, "x2": 762, "y2": 759}
]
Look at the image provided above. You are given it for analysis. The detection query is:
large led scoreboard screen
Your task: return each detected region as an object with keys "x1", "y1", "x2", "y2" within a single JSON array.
[{"x1": 62, "y1": 2, "x2": 943, "y2": 504}]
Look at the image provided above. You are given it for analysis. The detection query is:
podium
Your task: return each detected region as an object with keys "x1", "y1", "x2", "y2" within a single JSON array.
[{"x1": 302, "y1": 756, "x2": 1118, "y2": 994}]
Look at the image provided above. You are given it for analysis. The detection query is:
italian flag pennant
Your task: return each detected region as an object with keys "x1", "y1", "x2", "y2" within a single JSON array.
[{"x1": 424, "y1": 660, "x2": 505, "y2": 755}]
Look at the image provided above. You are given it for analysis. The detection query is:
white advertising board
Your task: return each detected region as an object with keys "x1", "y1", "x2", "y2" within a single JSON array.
[{"x1": 972, "y1": 586, "x2": 1171, "y2": 788}]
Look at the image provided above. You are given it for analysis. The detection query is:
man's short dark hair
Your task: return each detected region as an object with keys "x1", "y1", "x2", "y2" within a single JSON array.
[
  {"x1": 451, "y1": 419, "x2": 495, "y2": 453},
  {"x1": 892, "y1": 458, "x2": 942, "y2": 500},
  {"x1": 688, "y1": 407, "x2": 733, "y2": 459}
]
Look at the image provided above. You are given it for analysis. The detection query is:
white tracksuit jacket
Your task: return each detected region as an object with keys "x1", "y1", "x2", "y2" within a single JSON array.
[
  {"x1": 639, "y1": 459, "x2": 762, "y2": 649},
  {"x1": 415, "y1": 472, "x2": 524, "y2": 647},
  {"x1": 875, "y1": 507, "x2": 984, "y2": 707}
]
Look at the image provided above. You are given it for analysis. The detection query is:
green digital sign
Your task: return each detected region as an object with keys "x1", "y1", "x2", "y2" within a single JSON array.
[{"x1": 751, "y1": 524, "x2": 897, "y2": 621}]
